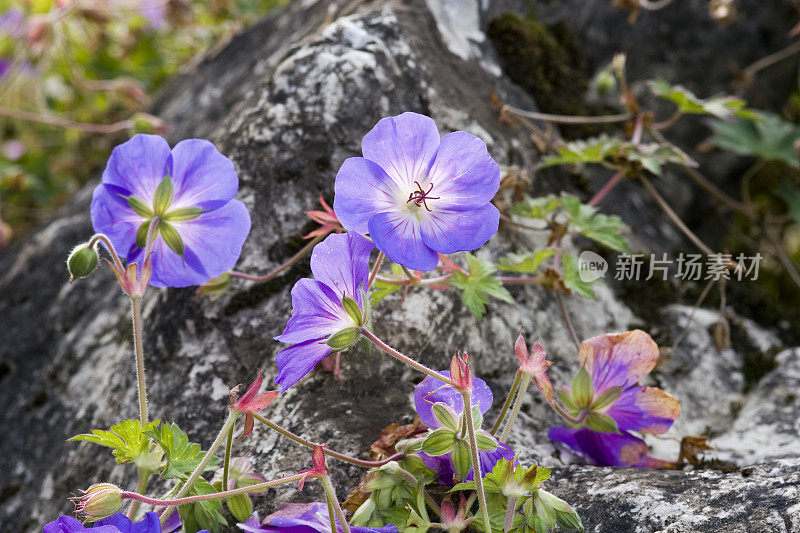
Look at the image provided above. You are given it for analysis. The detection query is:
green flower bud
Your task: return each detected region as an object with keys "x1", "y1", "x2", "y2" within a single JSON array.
[
  {"x1": 70, "y1": 483, "x2": 123, "y2": 522},
  {"x1": 67, "y1": 244, "x2": 99, "y2": 282},
  {"x1": 536, "y1": 489, "x2": 583, "y2": 531},
  {"x1": 326, "y1": 326, "x2": 361, "y2": 351}
]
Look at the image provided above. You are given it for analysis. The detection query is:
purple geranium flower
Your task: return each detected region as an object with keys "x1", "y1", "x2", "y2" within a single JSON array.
[
  {"x1": 238, "y1": 505, "x2": 398, "y2": 532},
  {"x1": 274, "y1": 232, "x2": 374, "y2": 390},
  {"x1": 548, "y1": 330, "x2": 681, "y2": 467},
  {"x1": 43, "y1": 512, "x2": 197, "y2": 533},
  {"x1": 333, "y1": 112, "x2": 500, "y2": 271},
  {"x1": 414, "y1": 370, "x2": 515, "y2": 484},
  {"x1": 90, "y1": 134, "x2": 251, "y2": 288}
]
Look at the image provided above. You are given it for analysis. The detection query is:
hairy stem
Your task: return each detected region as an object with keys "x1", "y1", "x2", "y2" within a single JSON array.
[
  {"x1": 229, "y1": 234, "x2": 324, "y2": 282},
  {"x1": 461, "y1": 389, "x2": 492, "y2": 532},
  {"x1": 556, "y1": 291, "x2": 581, "y2": 350},
  {"x1": 222, "y1": 421, "x2": 234, "y2": 493},
  {"x1": 498, "y1": 374, "x2": 531, "y2": 443},
  {"x1": 126, "y1": 468, "x2": 150, "y2": 520},
  {"x1": 160, "y1": 411, "x2": 239, "y2": 523},
  {"x1": 367, "y1": 252, "x2": 385, "y2": 290},
  {"x1": 319, "y1": 475, "x2": 352, "y2": 533},
  {"x1": 588, "y1": 170, "x2": 625, "y2": 207},
  {"x1": 504, "y1": 495, "x2": 518, "y2": 532},
  {"x1": 490, "y1": 371, "x2": 522, "y2": 436},
  {"x1": 360, "y1": 329, "x2": 455, "y2": 386},
  {"x1": 130, "y1": 296, "x2": 148, "y2": 425},
  {"x1": 252, "y1": 413, "x2": 404, "y2": 468}
]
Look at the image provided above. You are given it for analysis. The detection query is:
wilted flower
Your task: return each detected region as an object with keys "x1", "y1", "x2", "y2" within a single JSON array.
[
  {"x1": 90, "y1": 134, "x2": 251, "y2": 287},
  {"x1": 238, "y1": 505, "x2": 398, "y2": 532},
  {"x1": 333, "y1": 112, "x2": 500, "y2": 271},
  {"x1": 548, "y1": 330, "x2": 680, "y2": 467},
  {"x1": 231, "y1": 371, "x2": 280, "y2": 438},
  {"x1": 515, "y1": 334, "x2": 554, "y2": 403},
  {"x1": 415, "y1": 371, "x2": 514, "y2": 484},
  {"x1": 297, "y1": 446, "x2": 327, "y2": 490},
  {"x1": 43, "y1": 512, "x2": 168, "y2": 533},
  {"x1": 274, "y1": 232, "x2": 374, "y2": 390},
  {"x1": 305, "y1": 196, "x2": 344, "y2": 239}
]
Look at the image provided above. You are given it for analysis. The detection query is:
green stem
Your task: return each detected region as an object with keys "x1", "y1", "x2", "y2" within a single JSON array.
[
  {"x1": 124, "y1": 472, "x2": 304, "y2": 507},
  {"x1": 461, "y1": 389, "x2": 491, "y2": 532},
  {"x1": 160, "y1": 411, "x2": 239, "y2": 524},
  {"x1": 504, "y1": 495, "x2": 518, "y2": 532},
  {"x1": 130, "y1": 296, "x2": 148, "y2": 425},
  {"x1": 126, "y1": 468, "x2": 150, "y2": 520},
  {"x1": 222, "y1": 420, "x2": 235, "y2": 492},
  {"x1": 360, "y1": 329, "x2": 454, "y2": 386},
  {"x1": 251, "y1": 413, "x2": 404, "y2": 468},
  {"x1": 498, "y1": 374, "x2": 531, "y2": 443},
  {"x1": 326, "y1": 496, "x2": 337, "y2": 533},
  {"x1": 491, "y1": 371, "x2": 522, "y2": 435},
  {"x1": 320, "y1": 475, "x2": 352, "y2": 533}
]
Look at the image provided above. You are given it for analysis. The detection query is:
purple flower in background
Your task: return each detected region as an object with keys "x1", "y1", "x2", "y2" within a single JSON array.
[
  {"x1": 274, "y1": 232, "x2": 374, "y2": 390},
  {"x1": 0, "y1": 8, "x2": 25, "y2": 38},
  {"x1": 136, "y1": 0, "x2": 167, "y2": 29},
  {"x1": 333, "y1": 112, "x2": 501, "y2": 271},
  {"x1": 415, "y1": 370, "x2": 515, "y2": 484},
  {"x1": 43, "y1": 512, "x2": 188, "y2": 533},
  {"x1": 548, "y1": 330, "x2": 681, "y2": 467},
  {"x1": 238, "y1": 505, "x2": 398, "y2": 532},
  {"x1": 90, "y1": 134, "x2": 251, "y2": 287}
]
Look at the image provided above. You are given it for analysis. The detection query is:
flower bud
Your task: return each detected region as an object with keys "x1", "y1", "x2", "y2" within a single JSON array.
[
  {"x1": 535, "y1": 489, "x2": 583, "y2": 531},
  {"x1": 449, "y1": 351, "x2": 472, "y2": 393},
  {"x1": 67, "y1": 243, "x2": 99, "y2": 282},
  {"x1": 70, "y1": 483, "x2": 122, "y2": 522}
]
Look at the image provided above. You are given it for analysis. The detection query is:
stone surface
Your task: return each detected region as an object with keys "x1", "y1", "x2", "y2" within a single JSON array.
[{"x1": 1, "y1": 0, "x2": 799, "y2": 532}]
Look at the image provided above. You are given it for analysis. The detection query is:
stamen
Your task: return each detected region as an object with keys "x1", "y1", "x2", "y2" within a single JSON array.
[{"x1": 406, "y1": 181, "x2": 440, "y2": 212}]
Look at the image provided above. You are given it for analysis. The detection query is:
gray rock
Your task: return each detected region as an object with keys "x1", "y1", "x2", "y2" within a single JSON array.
[{"x1": 1, "y1": 1, "x2": 798, "y2": 532}]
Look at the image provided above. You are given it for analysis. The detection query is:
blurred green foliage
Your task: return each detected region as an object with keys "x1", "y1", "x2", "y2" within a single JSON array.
[{"x1": 0, "y1": 0, "x2": 285, "y2": 245}]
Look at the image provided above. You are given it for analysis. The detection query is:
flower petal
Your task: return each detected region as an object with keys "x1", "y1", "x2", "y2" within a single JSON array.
[
  {"x1": 309, "y1": 232, "x2": 374, "y2": 301},
  {"x1": 426, "y1": 131, "x2": 500, "y2": 210},
  {"x1": 333, "y1": 157, "x2": 399, "y2": 235},
  {"x1": 579, "y1": 330, "x2": 660, "y2": 394},
  {"x1": 413, "y1": 371, "x2": 493, "y2": 427},
  {"x1": 101, "y1": 134, "x2": 171, "y2": 202},
  {"x1": 419, "y1": 203, "x2": 499, "y2": 255},
  {"x1": 605, "y1": 386, "x2": 680, "y2": 435},
  {"x1": 275, "y1": 278, "x2": 351, "y2": 345},
  {"x1": 361, "y1": 112, "x2": 440, "y2": 191},
  {"x1": 274, "y1": 339, "x2": 333, "y2": 391},
  {"x1": 90, "y1": 183, "x2": 146, "y2": 261},
  {"x1": 168, "y1": 139, "x2": 239, "y2": 210},
  {"x1": 548, "y1": 427, "x2": 651, "y2": 467},
  {"x1": 368, "y1": 210, "x2": 439, "y2": 271}
]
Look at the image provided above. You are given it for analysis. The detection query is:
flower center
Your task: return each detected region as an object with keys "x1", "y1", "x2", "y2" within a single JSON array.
[{"x1": 406, "y1": 181, "x2": 440, "y2": 212}]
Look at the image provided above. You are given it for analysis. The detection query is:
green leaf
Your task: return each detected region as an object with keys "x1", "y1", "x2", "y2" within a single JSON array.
[
  {"x1": 145, "y1": 422, "x2": 220, "y2": 480},
  {"x1": 153, "y1": 175, "x2": 174, "y2": 215},
  {"x1": 540, "y1": 135, "x2": 623, "y2": 168},
  {"x1": 448, "y1": 253, "x2": 514, "y2": 319},
  {"x1": 225, "y1": 493, "x2": 252, "y2": 523},
  {"x1": 71, "y1": 419, "x2": 160, "y2": 468},
  {"x1": 648, "y1": 80, "x2": 754, "y2": 120},
  {"x1": 126, "y1": 195, "x2": 154, "y2": 218},
  {"x1": 370, "y1": 263, "x2": 405, "y2": 305},
  {"x1": 497, "y1": 250, "x2": 555, "y2": 273},
  {"x1": 159, "y1": 222, "x2": 185, "y2": 257},
  {"x1": 178, "y1": 477, "x2": 226, "y2": 533},
  {"x1": 421, "y1": 428, "x2": 458, "y2": 456},
  {"x1": 709, "y1": 112, "x2": 800, "y2": 168},
  {"x1": 509, "y1": 195, "x2": 560, "y2": 220},
  {"x1": 562, "y1": 253, "x2": 596, "y2": 299},
  {"x1": 560, "y1": 193, "x2": 630, "y2": 253}
]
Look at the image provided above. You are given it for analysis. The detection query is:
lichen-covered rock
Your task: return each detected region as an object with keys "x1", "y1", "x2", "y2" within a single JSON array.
[{"x1": 1, "y1": 1, "x2": 798, "y2": 532}]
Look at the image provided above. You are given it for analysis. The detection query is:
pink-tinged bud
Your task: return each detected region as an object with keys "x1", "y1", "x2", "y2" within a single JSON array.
[
  {"x1": 515, "y1": 334, "x2": 554, "y2": 403},
  {"x1": 304, "y1": 196, "x2": 344, "y2": 239},
  {"x1": 297, "y1": 446, "x2": 328, "y2": 490},
  {"x1": 69, "y1": 483, "x2": 122, "y2": 522},
  {"x1": 439, "y1": 494, "x2": 471, "y2": 531},
  {"x1": 450, "y1": 351, "x2": 473, "y2": 393},
  {"x1": 231, "y1": 370, "x2": 280, "y2": 438}
]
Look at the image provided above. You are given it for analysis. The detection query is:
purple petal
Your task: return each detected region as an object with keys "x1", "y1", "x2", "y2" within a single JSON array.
[
  {"x1": 361, "y1": 112, "x2": 440, "y2": 191},
  {"x1": 548, "y1": 427, "x2": 650, "y2": 467},
  {"x1": 90, "y1": 183, "x2": 146, "y2": 260},
  {"x1": 43, "y1": 516, "x2": 85, "y2": 533},
  {"x1": 333, "y1": 157, "x2": 399, "y2": 235},
  {"x1": 275, "y1": 279, "x2": 352, "y2": 345},
  {"x1": 100, "y1": 134, "x2": 171, "y2": 202},
  {"x1": 413, "y1": 370, "x2": 493, "y2": 427},
  {"x1": 274, "y1": 339, "x2": 333, "y2": 390},
  {"x1": 256, "y1": 503, "x2": 398, "y2": 532},
  {"x1": 419, "y1": 203, "x2": 499, "y2": 255},
  {"x1": 426, "y1": 131, "x2": 500, "y2": 210},
  {"x1": 579, "y1": 330, "x2": 660, "y2": 394},
  {"x1": 310, "y1": 232, "x2": 375, "y2": 302},
  {"x1": 605, "y1": 386, "x2": 680, "y2": 435},
  {"x1": 368, "y1": 211, "x2": 438, "y2": 271},
  {"x1": 168, "y1": 139, "x2": 239, "y2": 211}
]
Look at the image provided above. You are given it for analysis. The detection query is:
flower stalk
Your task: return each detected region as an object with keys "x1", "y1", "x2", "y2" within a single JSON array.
[
  {"x1": 461, "y1": 389, "x2": 492, "y2": 533},
  {"x1": 490, "y1": 371, "x2": 522, "y2": 435},
  {"x1": 229, "y1": 233, "x2": 324, "y2": 282},
  {"x1": 360, "y1": 329, "x2": 454, "y2": 387},
  {"x1": 319, "y1": 475, "x2": 352, "y2": 533},
  {"x1": 498, "y1": 373, "x2": 531, "y2": 443}
]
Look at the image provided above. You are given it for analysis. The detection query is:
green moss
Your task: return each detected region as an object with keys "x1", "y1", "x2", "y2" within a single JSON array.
[{"x1": 488, "y1": 13, "x2": 588, "y2": 121}]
